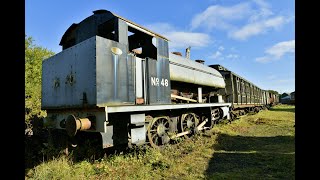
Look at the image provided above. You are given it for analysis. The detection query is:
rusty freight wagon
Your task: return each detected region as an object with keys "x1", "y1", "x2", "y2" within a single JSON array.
[{"x1": 209, "y1": 65, "x2": 278, "y2": 118}]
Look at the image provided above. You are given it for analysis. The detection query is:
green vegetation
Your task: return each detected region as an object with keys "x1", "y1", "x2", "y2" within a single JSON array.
[
  {"x1": 207, "y1": 104, "x2": 295, "y2": 179},
  {"x1": 25, "y1": 35, "x2": 55, "y2": 125},
  {"x1": 25, "y1": 104, "x2": 295, "y2": 179}
]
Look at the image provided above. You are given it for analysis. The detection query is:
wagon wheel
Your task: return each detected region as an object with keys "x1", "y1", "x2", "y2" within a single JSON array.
[
  {"x1": 147, "y1": 116, "x2": 171, "y2": 149},
  {"x1": 230, "y1": 111, "x2": 236, "y2": 121},
  {"x1": 180, "y1": 113, "x2": 199, "y2": 138}
]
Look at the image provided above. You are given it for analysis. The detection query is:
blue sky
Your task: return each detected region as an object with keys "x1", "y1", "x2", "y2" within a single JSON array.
[{"x1": 26, "y1": 0, "x2": 295, "y2": 94}]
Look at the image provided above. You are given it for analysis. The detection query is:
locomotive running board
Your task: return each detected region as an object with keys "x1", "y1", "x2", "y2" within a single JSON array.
[{"x1": 105, "y1": 103, "x2": 232, "y2": 113}]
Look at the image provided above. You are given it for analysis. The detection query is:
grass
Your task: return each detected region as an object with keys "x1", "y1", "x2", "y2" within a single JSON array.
[{"x1": 25, "y1": 104, "x2": 295, "y2": 179}]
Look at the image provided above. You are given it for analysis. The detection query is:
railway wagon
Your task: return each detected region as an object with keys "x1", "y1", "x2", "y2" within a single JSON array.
[
  {"x1": 209, "y1": 65, "x2": 276, "y2": 117},
  {"x1": 268, "y1": 93, "x2": 280, "y2": 105},
  {"x1": 41, "y1": 9, "x2": 231, "y2": 151}
]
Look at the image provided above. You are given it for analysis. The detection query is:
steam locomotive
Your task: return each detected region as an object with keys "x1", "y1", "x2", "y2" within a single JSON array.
[{"x1": 40, "y1": 9, "x2": 278, "y2": 152}]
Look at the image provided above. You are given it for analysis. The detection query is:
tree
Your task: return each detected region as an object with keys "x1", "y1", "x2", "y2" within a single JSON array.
[{"x1": 25, "y1": 35, "x2": 55, "y2": 124}]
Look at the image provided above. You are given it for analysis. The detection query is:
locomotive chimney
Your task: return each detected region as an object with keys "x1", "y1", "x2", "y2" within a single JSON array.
[
  {"x1": 195, "y1": 59, "x2": 205, "y2": 64},
  {"x1": 185, "y1": 46, "x2": 191, "y2": 59}
]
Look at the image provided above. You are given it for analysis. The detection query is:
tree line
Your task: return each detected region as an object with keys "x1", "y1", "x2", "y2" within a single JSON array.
[{"x1": 25, "y1": 35, "x2": 55, "y2": 125}]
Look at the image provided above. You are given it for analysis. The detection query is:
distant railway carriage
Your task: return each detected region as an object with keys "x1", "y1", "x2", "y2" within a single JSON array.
[{"x1": 209, "y1": 65, "x2": 279, "y2": 117}]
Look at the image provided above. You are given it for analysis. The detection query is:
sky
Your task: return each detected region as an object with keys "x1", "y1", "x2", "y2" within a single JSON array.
[{"x1": 26, "y1": 0, "x2": 295, "y2": 94}]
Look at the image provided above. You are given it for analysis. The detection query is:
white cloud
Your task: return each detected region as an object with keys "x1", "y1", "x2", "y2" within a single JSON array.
[
  {"x1": 166, "y1": 32, "x2": 211, "y2": 49},
  {"x1": 191, "y1": 3, "x2": 251, "y2": 30},
  {"x1": 208, "y1": 46, "x2": 238, "y2": 60},
  {"x1": 229, "y1": 16, "x2": 285, "y2": 40},
  {"x1": 266, "y1": 40, "x2": 295, "y2": 58},
  {"x1": 145, "y1": 23, "x2": 211, "y2": 49},
  {"x1": 230, "y1": 47, "x2": 237, "y2": 52},
  {"x1": 191, "y1": 0, "x2": 292, "y2": 40},
  {"x1": 226, "y1": 54, "x2": 239, "y2": 59},
  {"x1": 255, "y1": 56, "x2": 272, "y2": 63},
  {"x1": 218, "y1": 46, "x2": 225, "y2": 51},
  {"x1": 209, "y1": 51, "x2": 222, "y2": 59},
  {"x1": 253, "y1": 0, "x2": 270, "y2": 9},
  {"x1": 255, "y1": 40, "x2": 295, "y2": 63},
  {"x1": 249, "y1": 0, "x2": 273, "y2": 22}
]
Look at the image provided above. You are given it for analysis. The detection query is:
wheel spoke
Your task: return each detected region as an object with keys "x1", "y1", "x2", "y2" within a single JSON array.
[
  {"x1": 148, "y1": 117, "x2": 170, "y2": 148},
  {"x1": 181, "y1": 113, "x2": 199, "y2": 137},
  {"x1": 152, "y1": 134, "x2": 159, "y2": 145}
]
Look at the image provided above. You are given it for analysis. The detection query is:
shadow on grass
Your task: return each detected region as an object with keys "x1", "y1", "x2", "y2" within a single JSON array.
[
  {"x1": 206, "y1": 133, "x2": 295, "y2": 179},
  {"x1": 269, "y1": 107, "x2": 295, "y2": 113}
]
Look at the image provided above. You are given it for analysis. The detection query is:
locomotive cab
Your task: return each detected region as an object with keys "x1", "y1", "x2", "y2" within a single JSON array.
[{"x1": 43, "y1": 9, "x2": 171, "y2": 109}]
